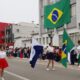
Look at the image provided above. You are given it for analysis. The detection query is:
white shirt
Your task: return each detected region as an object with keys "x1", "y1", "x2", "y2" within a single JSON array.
[
  {"x1": 0, "y1": 51, "x2": 6, "y2": 58},
  {"x1": 77, "y1": 45, "x2": 80, "y2": 54},
  {"x1": 47, "y1": 46, "x2": 54, "y2": 52}
]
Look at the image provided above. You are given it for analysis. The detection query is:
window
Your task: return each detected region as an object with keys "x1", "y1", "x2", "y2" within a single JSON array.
[
  {"x1": 43, "y1": 37, "x2": 45, "y2": 44},
  {"x1": 46, "y1": 37, "x2": 49, "y2": 44},
  {"x1": 75, "y1": 33, "x2": 80, "y2": 45},
  {"x1": 36, "y1": 38, "x2": 38, "y2": 41},
  {"x1": 39, "y1": 38, "x2": 41, "y2": 44},
  {"x1": 16, "y1": 29, "x2": 19, "y2": 33},
  {"x1": 71, "y1": 3, "x2": 76, "y2": 17},
  {"x1": 59, "y1": 35, "x2": 62, "y2": 47},
  {"x1": 79, "y1": 23, "x2": 80, "y2": 29}
]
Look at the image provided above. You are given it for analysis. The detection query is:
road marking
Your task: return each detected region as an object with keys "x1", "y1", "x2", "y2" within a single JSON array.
[{"x1": 5, "y1": 71, "x2": 30, "y2": 80}]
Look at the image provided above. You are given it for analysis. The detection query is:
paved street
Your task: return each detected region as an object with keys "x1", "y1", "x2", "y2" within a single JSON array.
[{"x1": 3, "y1": 58, "x2": 80, "y2": 80}]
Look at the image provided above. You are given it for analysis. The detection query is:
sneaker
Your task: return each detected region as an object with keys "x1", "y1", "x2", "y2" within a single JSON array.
[
  {"x1": 78, "y1": 65, "x2": 80, "y2": 68},
  {"x1": 52, "y1": 68, "x2": 55, "y2": 71},
  {"x1": 2, "y1": 77, "x2": 5, "y2": 80},
  {"x1": 46, "y1": 68, "x2": 50, "y2": 71},
  {"x1": 77, "y1": 66, "x2": 80, "y2": 70}
]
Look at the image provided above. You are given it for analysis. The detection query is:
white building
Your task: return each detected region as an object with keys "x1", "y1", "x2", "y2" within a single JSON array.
[
  {"x1": 12, "y1": 22, "x2": 39, "y2": 48},
  {"x1": 33, "y1": 0, "x2": 80, "y2": 47},
  {"x1": 12, "y1": 0, "x2": 80, "y2": 48}
]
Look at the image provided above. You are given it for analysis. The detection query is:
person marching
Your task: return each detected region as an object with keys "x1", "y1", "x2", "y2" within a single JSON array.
[
  {"x1": 77, "y1": 40, "x2": 80, "y2": 68},
  {"x1": 0, "y1": 45, "x2": 8, "y2": 80},
  {"x1": 46, "y1": 42, "x2": 55, "y2": 71}
]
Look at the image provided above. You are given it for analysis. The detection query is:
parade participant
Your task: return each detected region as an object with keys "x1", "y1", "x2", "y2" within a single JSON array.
[
  {"x1": 77, "y1": 40, "x2": 80, "y2": 68},
  {"x1": 0, "y1": 45, "x2": 8, "y2": 80},
  {"x1": 70, "y1": 47, "x2": 77, "y2": 65},
  {"x1": 46, "y1": 42, "x2": 55, "y2": 70}
]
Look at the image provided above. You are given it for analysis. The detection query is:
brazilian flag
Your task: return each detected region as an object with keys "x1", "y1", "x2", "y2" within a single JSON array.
[
  {"x1": 61, "y1": 29, "x2": 74, "y2": 68},
  {"x1": 44, "y1": 0, "x2": 71, "y2": 29},
  {"x1": 61, "y1": 40, "x2": 68, "y2": 68}
]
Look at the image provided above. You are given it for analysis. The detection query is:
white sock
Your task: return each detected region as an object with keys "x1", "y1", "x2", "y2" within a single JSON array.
[{"x1": 1, "y1": 77, "x2": 5, "y2": 80}]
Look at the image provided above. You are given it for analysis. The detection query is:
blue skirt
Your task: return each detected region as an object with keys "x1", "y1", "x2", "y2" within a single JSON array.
[{"x1": 47, "y1": 52, "x2": 55, "y2": 60}]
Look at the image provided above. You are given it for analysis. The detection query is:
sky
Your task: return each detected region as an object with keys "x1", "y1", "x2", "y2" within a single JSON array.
[{"x1": 0, "y1": 0, "x2": 39, "y2": 24}]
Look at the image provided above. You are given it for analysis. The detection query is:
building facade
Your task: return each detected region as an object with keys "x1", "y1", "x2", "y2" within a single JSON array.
[
  {"x1": 35, "y1": 0, "x2": 80, "y2": 47},
  {"x1": 12, "y1": 22, "x2": 39, "y2": 48}
]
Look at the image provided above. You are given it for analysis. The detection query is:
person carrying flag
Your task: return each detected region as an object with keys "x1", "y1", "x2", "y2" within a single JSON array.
[{"x1": 29, "y1": 38, "x2": 43, "y2": 68}]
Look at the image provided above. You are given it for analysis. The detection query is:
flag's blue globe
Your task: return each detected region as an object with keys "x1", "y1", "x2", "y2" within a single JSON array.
[{"x1": 52, "y1": 10, "x2": 58, "y2": 22}]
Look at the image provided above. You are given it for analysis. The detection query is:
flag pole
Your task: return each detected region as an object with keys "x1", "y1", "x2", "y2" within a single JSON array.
[
  {"x1": 53, "y1": 0, "x2": 60, "y2": 47},
  {"x1": 52, "y1": 0, "x2": 58, "y2": 46}
]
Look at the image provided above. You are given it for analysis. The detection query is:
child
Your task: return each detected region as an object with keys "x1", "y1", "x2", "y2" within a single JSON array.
[{"x1": 0, "y1": 45, "x2": 8, "y2": 80}]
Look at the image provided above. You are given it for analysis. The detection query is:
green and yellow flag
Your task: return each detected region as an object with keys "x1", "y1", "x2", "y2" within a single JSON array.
[
  {"x1": 61, "y1": 29, "x2": 74, "y2": 68},
  {"x1": 44, "y1": 0, "x2": 71, "y2": 29}
]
